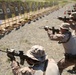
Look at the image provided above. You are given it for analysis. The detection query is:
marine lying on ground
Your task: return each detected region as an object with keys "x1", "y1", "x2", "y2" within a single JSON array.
[{"x1": 58, "y1": 3, "x2": 76, "y2": 22}]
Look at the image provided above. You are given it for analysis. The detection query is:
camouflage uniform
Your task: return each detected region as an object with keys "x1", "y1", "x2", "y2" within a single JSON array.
[
  {"x1": 46, "y1": 23, "x2": 76, "y2": 74},
  {"x1": 68, "y1": 12, "x2": 76, "y2": 35},
  {"x1": 11, "y1": 60, "x2": 34, "y2": 75},
  {"x1": 10, "y1": 45, "x2": 60, "y2": 75}
]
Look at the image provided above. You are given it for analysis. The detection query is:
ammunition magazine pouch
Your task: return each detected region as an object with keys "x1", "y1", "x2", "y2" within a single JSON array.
[{"x1": 64, "y1": 53, "x2": 76, "y2": 61}]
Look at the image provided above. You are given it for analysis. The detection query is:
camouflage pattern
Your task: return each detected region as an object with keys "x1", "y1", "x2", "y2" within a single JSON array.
[
  {"x1": 60, "y1": 23, "x2": 70, "y2": 30},
  {"x1": 10, "y1": 45, "x2": 60, "y2": 75},
  {"x1": 25, "y1": 45, "x2": 47, "y2": 62},
  {"x1": 11, "y1": 60, "x2": 34, "y2": 75},
  {"x1": 46, "y1": 23, "x2": 76, "y2": 74},
  {"x1": 11, "y1": 59, "x2": 60, "y2": 75}
]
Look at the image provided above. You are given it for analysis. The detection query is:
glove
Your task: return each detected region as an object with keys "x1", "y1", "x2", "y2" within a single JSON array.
[{"x1": 7, "y1": 49, "x2": 15, "y2": 61}]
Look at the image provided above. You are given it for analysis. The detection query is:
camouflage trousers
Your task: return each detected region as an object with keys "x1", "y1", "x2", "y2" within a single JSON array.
[{"x1": 57, "y1": 53, "x2": 76, "y2": 74}]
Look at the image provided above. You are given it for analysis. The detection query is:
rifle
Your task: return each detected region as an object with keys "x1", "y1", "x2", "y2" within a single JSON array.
[
  {"x1": 58, "y1": 16, "x2": 70, "y2": 22},
  {"x1": 39, "y1": 26, "x2": 59, "y2": 34},
  {"x1": 0, "y1": 49, "x2": 28, "y2": 65}
]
